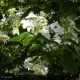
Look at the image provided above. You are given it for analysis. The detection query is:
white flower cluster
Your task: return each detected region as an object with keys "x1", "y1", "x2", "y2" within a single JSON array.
[
  {"x1": 0, "y1": 8, "x2": 21, "y2": 36},
  {"x1": 12, "y1": 27, "x2": 19, "y2": 35},
  {"x1": 21, "y1": 12, "x2": 50, "y2": 39},
  {"x1": 8, "y1": 8, "x2": 24, "y2": 35},
  {"x1": 0, "y1": 31, "x2": 10, "y2": 43},
  {"x1": 24, "y1": 56, "x2": 48, "y2": 75},
  {"x1": 50, "y1": 21, "x2": 64, "y2": 43},
  {"x1": 0, "y1": 9, "x2": 78, "y2": 45},
  {"x1": 0, "y1": 14, "x2": 9, "y2": 28},
  {"x1": 21, "y1": 12, "x2": 79, "y2": 44},
  {"x1": 61, "y1": 17, "x2": 79, "y2": 43},
  {"x1": 68, "y1": 18, "x2": 78, "y2": 43},
  {"x1": 43, "y1": 43, "x2": 58, "y2": 52}
]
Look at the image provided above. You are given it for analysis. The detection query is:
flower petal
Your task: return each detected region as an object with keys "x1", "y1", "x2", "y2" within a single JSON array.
[{"x1": 39, "y1": 29, "x2": 50, "y2": 40}]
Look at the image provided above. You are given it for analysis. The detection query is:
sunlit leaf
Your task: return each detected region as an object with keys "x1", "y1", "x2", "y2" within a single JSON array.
[
  {"x1": 29, "y1": 43, "x2": 41, "y2": 52},
  {"x1": 10, "y1": 32, "x2": 27, "y2": 42},
  {"x1": 24, "y1": 37, "x2": 32, "y2": 46}
]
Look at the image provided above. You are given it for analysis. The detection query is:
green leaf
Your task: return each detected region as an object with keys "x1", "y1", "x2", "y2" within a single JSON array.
[
  {"x1": 62, "y1": 49, "x2": 78, "y2": 75},
  {"x1": 24, "y1": 37, "x2": 32, "y2": 46},
  {"x1": 42, "y1": 52, "x2": 54, "y2": 65},
  {"x1": 29, "y1": 43, "x2": 40, "y2": 52},
  {"x1": 10, "y1": 32, "x2": 26, "y2": 42}
]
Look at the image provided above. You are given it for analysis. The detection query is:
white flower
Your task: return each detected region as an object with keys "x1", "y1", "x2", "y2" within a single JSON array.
[
  {"x1": 50, "y1": 21, "x2": 64, "y2": 35},
  {"x1": 41, "y1": 66, "x2": 48, "y2": 75},
  {"x1": 38, "y1": 16, "x2": 45, "y2": 19},
  {"x1": 21, "y1": 20, "x2": 27, "y2": 29},
  {"x1": 64, "y1": 42, "x2": 71, "y2": 45},
  {"x1": 53, "y1": 34, "x2": 61, "y2": 43},
  {"x1": 8, "y1": 8, "x2": 16, "y2": 12},
  {"x1": 24, "y1": 57, "x2": 33, "y2": 63},
  {"x1": 0, "y1": 31, "x2": 10, "y2": 43},
  {"x1": 1, "y1": 17, "x2": 6, "y2": 22},
  {"x1": 39, "y1": 29, "x2": 50, "y2": 40},
  {"x1": 26, "y1": 12, "x2": 37, "y2": 19},
  {"x1": 16, "y1": 12, "x2": 23, "y2": 17},
  {"x1": 21, "y1": 20, "x2": 34, "y2": 31},
  {"x1": 38, "y1": 16, "x2": 48, "y2": 26},
  {"x1": 12, "y1": 27, "x2": 19, "y2": 35},
  {"x1": 72, "y1": 32, "x2": 78, "y2": 43},
  {"x1": 24, "y1": 57, "x2": 34, "y2": 70},
  {"x1": 43, "y1": 43, "x2": 58, "y2": 51},
  {"x1": 18, "y1": 0, "x2": 24, "y2": 2}
]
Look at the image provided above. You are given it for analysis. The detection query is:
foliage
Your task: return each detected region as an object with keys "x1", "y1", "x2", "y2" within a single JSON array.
[{"x1": 0, "y1": 0, "x2": 80, "y2": 80}]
